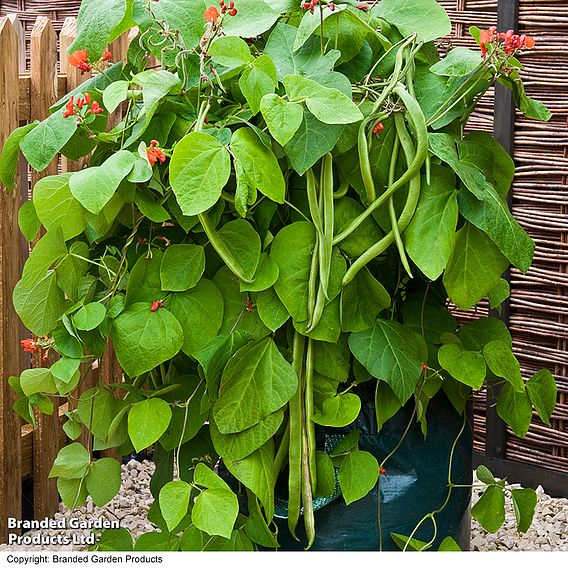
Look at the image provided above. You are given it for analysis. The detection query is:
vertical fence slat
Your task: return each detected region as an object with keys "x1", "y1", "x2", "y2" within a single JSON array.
[
  {"x1": 0, "y1": 16, "x2": 23, "y2": 543},
  {"x1": 29, "y1": 15, "x2": 61, "y2": 521}
]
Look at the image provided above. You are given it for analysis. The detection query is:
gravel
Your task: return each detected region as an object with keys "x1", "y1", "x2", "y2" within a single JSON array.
[{"x1": 2, "y1": 460, "x2": 567, "y2": 551}]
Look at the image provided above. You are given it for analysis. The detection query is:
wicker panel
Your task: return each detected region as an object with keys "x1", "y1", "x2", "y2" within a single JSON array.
[
  {"x1": 439, "y1": 1, "x2": 568, "y2": 473},
  {"x1": 0, "y1": 0, "x2": 81, "y2": 70}
]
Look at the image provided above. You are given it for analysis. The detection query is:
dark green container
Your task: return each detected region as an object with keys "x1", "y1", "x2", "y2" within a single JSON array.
[{"x1": 276, "y1": 393, "x2": 472, "y2": 551}]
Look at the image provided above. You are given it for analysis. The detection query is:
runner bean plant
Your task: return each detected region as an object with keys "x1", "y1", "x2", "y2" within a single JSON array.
[{"x1": 0, "y1": 0, "x2": 558, "y2": 552}]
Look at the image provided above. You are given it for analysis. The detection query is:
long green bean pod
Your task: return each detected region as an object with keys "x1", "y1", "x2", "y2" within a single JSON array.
[
  {"x1": 288, "y1": 331, "x2": 306, "y2": 539},
  {"x1": 333, "y1": 83, "x2": 428, "y2": 246},
  {"x1": 389, "y1": 117, "x2": 413, "y2": 278},
  {"x1": 274, "y1": 422, "x2": 290, "y2": 479},
  {"x1": 301, "y1": 425, "x2": 316, "y2": 549},
  {"x1": 307, "y1": 282, "x2": 325, "y2": 332},
  {"x1": 307, "y1": 231, "x2": 320, "y2": 326},
  {"x1": 304, "y1": 338, "x2": 317, "y2": 489},
  {"x1": 320, "y1": 153, "x2": 334, "y2": 300},
  {"x1": 198, "y1": 212, "x2": 255, "y2": 283},
  {"x1": 342, "y1": 112, "x2": 422, "y2": 286},
  {"x1": 358, "y1": 117, "x2": 376, "y2": 203}
]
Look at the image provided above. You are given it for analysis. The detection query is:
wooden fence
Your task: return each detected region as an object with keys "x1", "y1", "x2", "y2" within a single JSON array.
[{"x1": 0, "y1": 14, "x2": 126, "y2": 543}]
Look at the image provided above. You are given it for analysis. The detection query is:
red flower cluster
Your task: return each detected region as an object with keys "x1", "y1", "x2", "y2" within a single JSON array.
[
  {"x1": 479, "y1": 26, "x2": 536, "y2": 58},
  {"x1": 68, "y1": 49, "x2": 91, "y2": 72},
  {"x1": 150, "y1": 300, "x2": 165, "y2": 312},
  {"x1": 147, "y1": 140, "x2": 167, "y2": 166},
  {"x1": 63, "y1": 94, "x2": 104, "y2": 119},
  {"x1": 21, "y1": 337, "x2": 53, "y2": 362},
  {"x1": 219, "y1": 0, "x2": 237, "y2": 16},
  {"x1": 373, "y1": 121, "x2": 384, "y2": 136},
  {"x1": 204, "y1": 6, "x2": 220, "y2": 22},
  {"x1": 301, "y1": 0, "x2": 319, "y2": 13}
]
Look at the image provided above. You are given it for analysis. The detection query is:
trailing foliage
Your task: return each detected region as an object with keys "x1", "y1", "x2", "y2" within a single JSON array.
[{"x1": 0, "y1": 0, "x2": 556, "y2": 552}]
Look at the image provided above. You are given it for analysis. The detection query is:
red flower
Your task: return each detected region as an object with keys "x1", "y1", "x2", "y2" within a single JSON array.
[
  {"x1": 379, "y1": 467, "x2": 387, "y2": 476},
  {"x1": 147, "y1": 140, "x2": 167, "y2": 166},
  {"x1": 373, "y1": 121, "x2": 384, "y2": 136},
  {"x1": 204, "y1": 6, "x2": 220, "y2": 22},
  {"x1": 421, "y1": 362, "x2": 428, "y2": 375},
  {"x1": 63, "y1": 96, "x2": 75, "y2": 118},
  {"x1": 355, "y1": 3, "x2": 368, "y2": 11},
  {"x1": 68, "y1": 50, "x2": 92, "y2": 73},
  {"x1": 150, "y1": 300, "x2": 165, "y2": 312},
  {"x1": 89, "y1": 101, "x2": 104, "y2": 114},
  {"x1": 102, "y1": 51, "x2": 112, "y2": 62},
  {"x1": 20, "y1": 338, "x2": 37, "y2": 353},
  {"x1": 301, "y1": 0, "x2": 318, "y2": 12}
]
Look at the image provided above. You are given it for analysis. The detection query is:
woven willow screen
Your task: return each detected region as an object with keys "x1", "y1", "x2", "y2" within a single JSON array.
[{"x1": 0, "y1": 0, "x2": 567, "y2": 473}]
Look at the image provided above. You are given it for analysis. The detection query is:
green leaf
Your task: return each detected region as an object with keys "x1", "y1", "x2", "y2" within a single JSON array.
[
  {"x1": 134, "y1": 531, "x2": 179, "y2": 551},
  {"x1": 349, "y1": 319, "x2": 425, "y2": 404},
  {"x1": 217, "y1": 219, "x2": 262, "y2": 282},
  {"x1": 69, "y1": 0, "x2": 134, "y2": 60},
  {"x1": 265, "y1": 23, "x2": 341, "y2": 82},
  {"x1": 256, "y1": 287, "x2": 290, "y2": 331},
  {"x1": 223, "y1": 440, "x2": 275, "y2": 522},
  {"x1": 18, "y1": 200, "x2": 41, "y2": 242},
  {"x1": 112, "y1": 303, "x2": 183, "y2": 377},
  {"x1": 70, "y1": 151, "x2": 136, "y2": 214},
  {"x1": 373, "y1": 0, "x2": 451, "y2": 42},
  {"x1": 483, "y1": 340, "x2": 525, "y2": 392},
  {"x1": 95, "y1": 528, "x2": 134, "y2": 552},
  {"x1": 293, "y1": 5, "x2": 342, "y2": 51},
  {"x1": 404, "y1": 167, "x2": 458, "y2": 280},
  {"x1": 160, "y1": 244, "x2": 205, "y2": 292},
  {"x1": 458, "y1": 183, "x2": 534, "y2": 273},
  {"x1": 21, "y1": 228, "x2": 67, "y2": 288},
  {"x1": 270, "y1": 221, "x2": 315, "y2": 323},
  {"x1": 192, "y1": 488, "x2": 239, "y2": 539},
  {"x1": 63, "y1": 417, "x2": 83, "y2": 441},
  {"x1": 170, "y1": 132, "x2": 231, "y2": 216},
  {"x1": 20, "y1": 110, "x2": 77, "y2": 171},
  {"x1": 314, "y1": 337, "x2": 350, "y2": 382},
  {"x1": 209, "y1": 36, "x2": 253, "y2": 68},
  {"x1": 438, "y1": 536, "x2": 461, "y2": 551},
  {"x1": 488, "y1": 278, "x2": 510, "y2": 310},
  {"x1": 49, "y1": 442, "x2": 90, "y2": 479},
  {"x1": 312, "y1": 393, "x2": 361, "y2": 427},
  {"x1": 77, "y1": 388, "x2": 121, "y2": 441},
  {"x1": 168, "y1": 280, "x2": 224, "y2": 357},
  {"x1": 511, "y1": 488, "x2": 537, "y2": 533},
  {"x1": 338, "y1": 450, "x2": 379, "y2": 505},
  {"x1": 219, "y1": 0, "x2": 279, "y2": 39},
  {"x1": 240, "y1": 254, "x2": 279, "y2": 293},
  {"x1": 231, "y1": 128, "x2": 285, "y2": 204},
  {"x1": 159, "y1": 481, "x2": 192, "y2": 532},
  {"x1": 239, "y1": 55, "x2": 278, "y2": 115},
  {"x1": 103, "y1": 80, "x2": 129, "y2": 113},
  {"x1": 128, "y1": 398, "x2": 172, "y2": 453},
  {"x1": 0, "y1": 123, "x2": 37, "y2": 193},
  {"x1": 284, "y1": 110, "x2": 343, "y2": 175},
  {"x1": 125, "y1": 250, "x2": 163, "y2": 305},
  {"x1": 213, "y1": 338, "x2": 298, "y2": 433},
  {"x1": 438, "y1": 343, "x2": 486, "y2": 390},
  {"x1": 526, "y1": 369, "x2": 557, "y2": 426},
  {"x1": 73, "y1": 302, "x2": 107, "y2": 331},
  {"x1": 314, "y1": 452, "x2": 336, "y2": 498},
  {"x1": 58, "y1": 477, "x2": 88, "y2": 509},
  {"x1": 32, "y1": 173, "x2": 86, "y2": 240},
  {"x1": 20, "y1": 368, "x2": 57, "y2": 397},
  {"x1": 390, "y1": 532, "x2": 431, "y2": 551},
  {"x1": 400, "y1": 296, "x2": 457, "y2": 345},
  {"x1": 471, "y1": 485, "x2": 506, "y2": 533},
  {"x1": 13, "y1": 271, "x2": 67, "y2": 336},
  {"x1": 194, "y1": 463, "x2": 231, "y2": 491},
  {"x1": 443, "y1": 223, "x2": 509, "y2": 310},
  {"x1": 283, "y1": 75, "x2": 362, "y2": 125},
  {"x1": 496, "y1": 384, "x2": 533, "y2": 438},
  {"x1": 375, "y1": 381, "x2": 403, "y2": 432},
  {"x1": 476, "y1": 465, "x2": 497, "y2": 485},
  {"x1": 459, "y1": 316, "x2": 512, "y2": 351},
  {"x1": 86, "y1": 458, "x2": 122, "y2": 507},
  {"x1": 260, "y1": 94, "x2": 303, "y2": 146},
  {"x1": 341, "y1": 267, "x2": 391, "y2": 333},
  {"x1": 50, "y1": 357, "x2": 81, "y2": 384},
  {"x1": 430, "y1": 47, "x2": 482, "y2": 77},
  {"x1": 211, "y1": 410, "x2": 284, "y2": 462}
]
